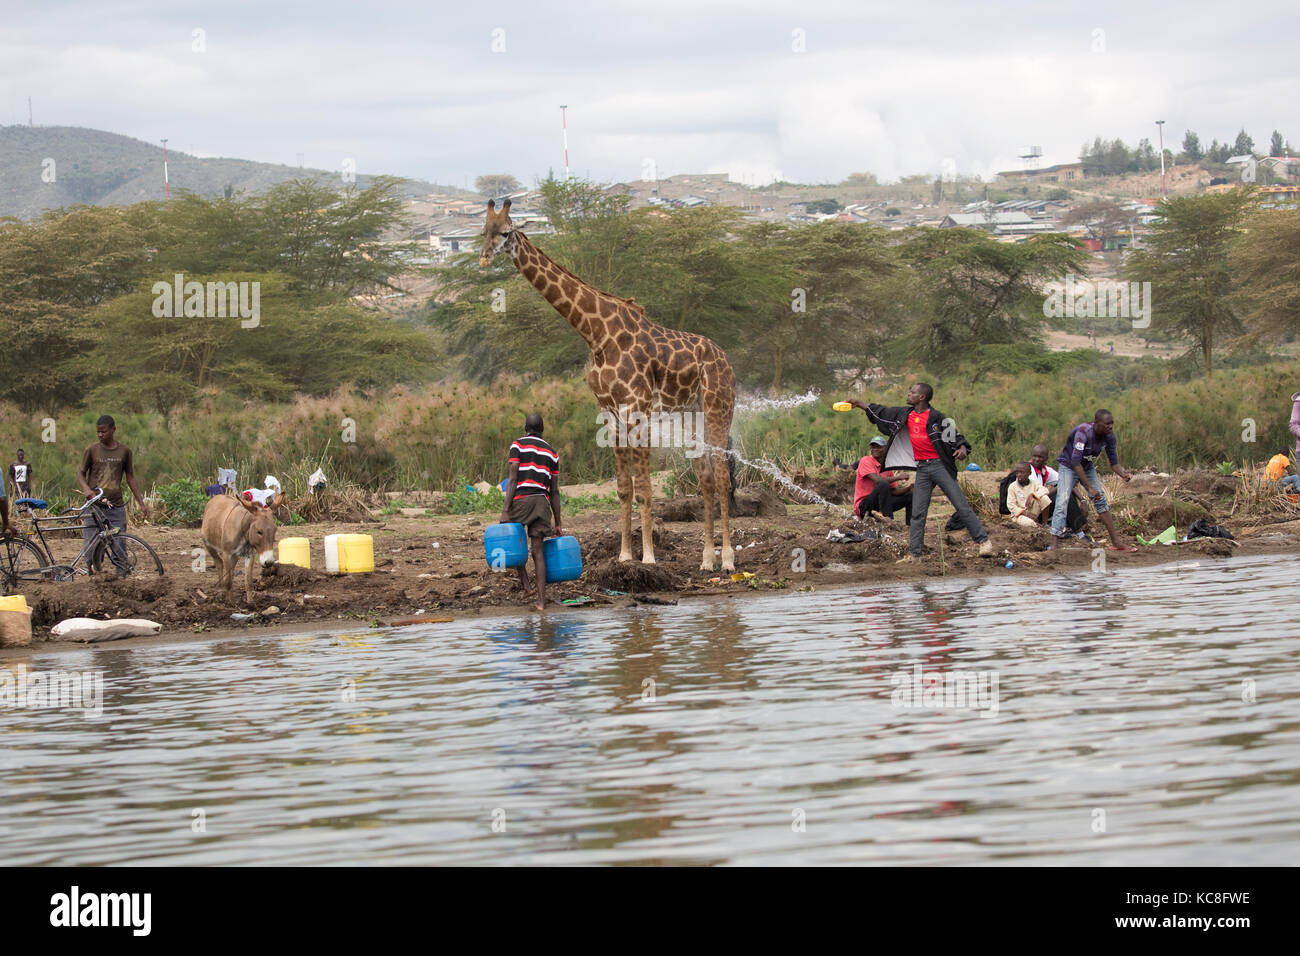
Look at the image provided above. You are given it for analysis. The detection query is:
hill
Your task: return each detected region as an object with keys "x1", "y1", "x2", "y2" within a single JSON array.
[{"x1": 0, "y1": 125, "x2": 471, "y2": 219}]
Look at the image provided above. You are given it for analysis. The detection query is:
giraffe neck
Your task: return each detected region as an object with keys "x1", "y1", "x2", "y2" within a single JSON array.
[{"x1": 510, "y1": 232, "x2": 607, "y2": 349}]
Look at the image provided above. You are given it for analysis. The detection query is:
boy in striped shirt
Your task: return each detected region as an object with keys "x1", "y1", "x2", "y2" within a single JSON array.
[{"x1": 500, "y1": 413, "x2": 563, "y2": 611}]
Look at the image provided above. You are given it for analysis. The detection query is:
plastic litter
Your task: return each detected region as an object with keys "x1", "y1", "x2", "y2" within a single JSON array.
[{"x1": 1137, "y1": 525, "x2": 1178, "y2": 545}]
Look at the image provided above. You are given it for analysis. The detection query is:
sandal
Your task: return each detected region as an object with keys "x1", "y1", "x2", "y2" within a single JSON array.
[{"x1": 1106, "y1": 545, "x2": 1138, "y2": 553}]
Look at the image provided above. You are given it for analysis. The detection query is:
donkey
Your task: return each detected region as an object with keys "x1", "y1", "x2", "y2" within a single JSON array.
[{"x1": 201, "y1": 492, "x2": 285, "y2": 604}]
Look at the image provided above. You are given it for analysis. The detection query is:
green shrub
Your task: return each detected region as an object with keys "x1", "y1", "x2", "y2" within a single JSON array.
[
  {"x1": 155, "y1": 478, "x2": 209, "y2": 525},
  {"x1": 561, "y1": 490, "x2": 620, "y2": 511},
  {"x1": 441, "y1": 479, "x2": 506, "y2": 515}
]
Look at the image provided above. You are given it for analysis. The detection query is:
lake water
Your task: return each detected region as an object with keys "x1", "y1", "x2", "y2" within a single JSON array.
[{"x1": 2, "y1": 553, "x2": 1297, "y2": 865}]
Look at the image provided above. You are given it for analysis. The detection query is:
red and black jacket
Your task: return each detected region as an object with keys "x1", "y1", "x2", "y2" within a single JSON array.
[{"x1": 862, "y1": 404, "x2": 973, "y2": 478}]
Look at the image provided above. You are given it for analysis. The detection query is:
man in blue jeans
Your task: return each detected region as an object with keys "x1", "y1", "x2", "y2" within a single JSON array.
[
  {"x1": 1047, "y1": 409, "x2": 1134, "y2": 551},
  {"x1": 847, "y1": 383, "x2": 995, "y2": 563},
  {"x1": 77, "y1": 415, "x2": 150, "y2": 574}
]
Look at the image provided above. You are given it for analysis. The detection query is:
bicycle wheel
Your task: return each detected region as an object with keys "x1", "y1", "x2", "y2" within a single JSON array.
[
  {"x1": 3, "y1": 536, "x2": 52, "y2": 589},
  {"x1": 93, "y1": 533, "x2": 166, "y2": 577},
  {"x1": 17, "y1": 535, "x2": 51, "y2": 568}
]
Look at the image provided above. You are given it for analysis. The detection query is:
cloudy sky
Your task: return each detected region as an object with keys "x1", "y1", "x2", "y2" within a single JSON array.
[{"x1": 2, "y1": 0, "x2": 1296, "y2": 187}]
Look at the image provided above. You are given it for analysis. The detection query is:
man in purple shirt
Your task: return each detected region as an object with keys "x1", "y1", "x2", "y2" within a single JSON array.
[
  {"x1": 1047, "y1": 409, "x2": 1134, "y2": 551},
  {"x1": 1289, "y1": 391, "x2": 1300, "y2": 455}
]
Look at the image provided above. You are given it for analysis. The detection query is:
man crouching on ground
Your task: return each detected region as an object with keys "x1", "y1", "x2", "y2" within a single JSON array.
[
  {"x1": 500, "y1": 413, "x2": 563, "y2": 611},
  {"x1": 846, "y1": 383, "x2": 994, "y2": 563}
]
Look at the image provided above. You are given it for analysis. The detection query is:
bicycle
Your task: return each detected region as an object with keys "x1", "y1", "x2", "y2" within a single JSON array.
[
  {"x1": 0, "y1": 529, "x2": 50, "y2": 595},
  {"x1": 10, "y1": 488, "x2": 165, "y2": 584}
]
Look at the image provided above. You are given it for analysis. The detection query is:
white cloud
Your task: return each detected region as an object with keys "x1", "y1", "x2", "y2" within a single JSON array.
[{"x1": 2, "y1": 0, "x2": 1297, "y2": 187}]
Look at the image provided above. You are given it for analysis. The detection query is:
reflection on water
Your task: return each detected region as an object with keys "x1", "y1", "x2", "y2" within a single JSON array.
[{"x1": 2, "y1": 554, "x2": 1298, "y2": 865}]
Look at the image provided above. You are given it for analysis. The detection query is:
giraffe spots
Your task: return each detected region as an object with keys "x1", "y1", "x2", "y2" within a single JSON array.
[
  {"x1": 577, "y1": 290, "x2": 596, "y2": 313},
  {"x1": 616, "y1": 331, "x2": 633, "y2": 349},
  {"x1": 560, "y1": 277, "x2": 578, "y2": 299},
  {"x1": 598, "y1": 298, "x2": 616, "y2": 318}
]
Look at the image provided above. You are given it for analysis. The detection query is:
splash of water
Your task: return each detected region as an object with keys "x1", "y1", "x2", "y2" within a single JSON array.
[
  {"x1": 698, "y1": 440, "x2": 850, "y2": 517},
  {"x1": 733, "y1": 388, "x2": 820, "y2": 415}
]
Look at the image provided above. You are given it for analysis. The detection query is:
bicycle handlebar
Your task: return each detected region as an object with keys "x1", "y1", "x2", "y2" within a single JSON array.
[{"x1": 76, "y1": 488, "x2": 106, "y2": 512}]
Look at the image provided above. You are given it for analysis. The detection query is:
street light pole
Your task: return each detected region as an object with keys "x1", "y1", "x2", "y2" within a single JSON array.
[
  {"x1": 560, "y1": 105, "x2": 569, "y2": 181},
  {"x1": 1155, "y1": 120, "x2": 1166, "y2": 200},
  {"x1": 161, "y1": 138, "x2": 170, "y2": 200}
]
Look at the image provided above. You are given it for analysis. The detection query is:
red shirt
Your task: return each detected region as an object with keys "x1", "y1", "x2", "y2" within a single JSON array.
[
  {"x1": 854, "y1": 454, "x2": 897, "y2": 513},
  {"x1": 908, "y1": 411, "x2": 938, "y2": 461}
]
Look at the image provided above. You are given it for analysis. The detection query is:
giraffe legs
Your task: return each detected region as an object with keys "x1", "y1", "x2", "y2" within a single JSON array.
[
  {"x1": 713, "y1": 445, "x2": 734, "y2": 572},
  {"x1": 704, "y1": 407, "x2": 735, "y2": 572},
  {"x1": 634, "y1": 445, "x2": 655, "y2": 563},
  {"x1": 614, "y1": 445, "x2": 635, "y2": 563},
  {"x1": 695, "y1": 447, "x2": 717, "y2": 572}
]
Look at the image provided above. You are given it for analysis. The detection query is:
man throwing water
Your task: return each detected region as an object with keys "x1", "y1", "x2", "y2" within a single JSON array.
[{"x1": 847, "y1": 383, "x2": 994, "y2": 563}]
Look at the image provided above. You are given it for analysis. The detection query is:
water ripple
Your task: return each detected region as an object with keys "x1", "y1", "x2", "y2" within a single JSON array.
[{"x1": 1, "y1": 554, "x2": 1297, "y2": 864}]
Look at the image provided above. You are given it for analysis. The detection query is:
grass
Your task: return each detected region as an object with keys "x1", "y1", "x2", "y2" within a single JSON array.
[
  {"x1": 5, "y1": 355, "x2": 1298, "y2": 508},
  {"x1": 1229, "y1": 462, "x2": 1300, "y2": 523},
  {"x1": 561, "y1": 490, "x2": 621, "y2": 511}
]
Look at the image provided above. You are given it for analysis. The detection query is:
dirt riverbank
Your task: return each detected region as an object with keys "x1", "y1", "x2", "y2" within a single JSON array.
[{"x1": 4, "y1": 468, "x2": 1297, "y2": 655}]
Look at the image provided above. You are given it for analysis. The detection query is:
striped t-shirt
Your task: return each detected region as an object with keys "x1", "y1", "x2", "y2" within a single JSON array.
[{"x1": 508, "y1": 435, "x2": 558, "y2": 499}]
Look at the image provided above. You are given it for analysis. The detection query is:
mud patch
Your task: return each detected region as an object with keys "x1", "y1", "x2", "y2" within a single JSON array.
[
  {"x1": 657, "y1": 485, "x2": 787, "y2": 521},
  {"x1": 270, "y1": 565, "x2": 329, "y2": 587},
  {"x1": 784, "y1": 469, "x2": 855, "y2": 505},
  {"x1": 1118, "y1": 493, "x2": 1215, "y2": 533},
  {"x1": 584, "y1": 526, "x2": 690, "y2": 561},
  {"x1": 1193, "y1": 538, "x2": 1236, "y2": 558},
  {"x1": 585, "y1": 558, "x2": 684, "y2": 593}
]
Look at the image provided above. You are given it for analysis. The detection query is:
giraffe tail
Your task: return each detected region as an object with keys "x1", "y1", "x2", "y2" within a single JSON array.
[{"x1": 726, "y1": 435, "x2": 738, "y2": 510}]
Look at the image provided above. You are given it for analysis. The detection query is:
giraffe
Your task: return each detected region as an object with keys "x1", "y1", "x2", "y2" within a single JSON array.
[{"x1": 480, "y1": 198, "x2": 736, "y2": 572}]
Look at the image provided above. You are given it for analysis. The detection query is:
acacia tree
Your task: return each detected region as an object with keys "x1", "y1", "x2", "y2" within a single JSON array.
[
  {"x1": 736, "y1": 221, "x2": 895, "y2": 393},
  {"x1": 1230, "y1": 206, "x2": 1300, "y2": 341},
  {"x1": 1061, "y1": 200, "x2": 1135, "y2": 242},
  {"x1": 251, "y1": 176, "x2": 414, "y2": 296},
  {"x1": 0, "y1": 204, "x2": 166, "y2": 410},
  {"x1": 1126, "y1": 189, "x2": 1256, "y2": 377},
  {"x1": 475, "y1": 174, "x2": 521, "y2": 197},
  {"x1": 893, "y1": 228, "x2": 1089, "y2": 368}
]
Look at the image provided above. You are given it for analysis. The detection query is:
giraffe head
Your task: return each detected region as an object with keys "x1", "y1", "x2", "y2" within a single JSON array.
[{"x1": 479, "y1": 199, "x2": 515, "y2": 267}]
